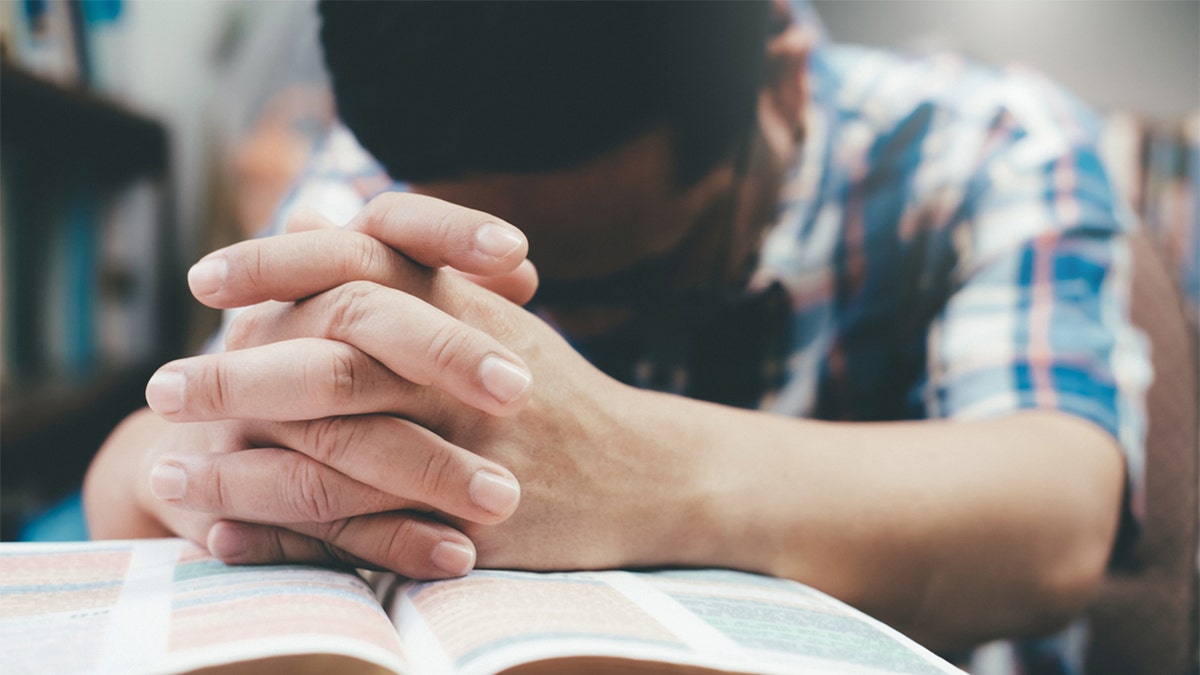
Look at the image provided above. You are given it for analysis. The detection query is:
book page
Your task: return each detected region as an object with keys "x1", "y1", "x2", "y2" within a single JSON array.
[
  {"x1": 637, "y1": 569, "x2": 961, "y2": 675},
  {"x1": 0, "y1": 538, "x2": 409, "y2": 675},
  {"x1": 382, "y1": 568, "x2": 963, "y2": 675}
]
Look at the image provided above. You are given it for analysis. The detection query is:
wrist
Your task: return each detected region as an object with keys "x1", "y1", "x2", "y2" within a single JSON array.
[
  {"x1": 620, "y1": 394, "x2": 835, "y2": 582},
  {"x1": 613, "y1": 387, "x2": 755, "y2": 571}
]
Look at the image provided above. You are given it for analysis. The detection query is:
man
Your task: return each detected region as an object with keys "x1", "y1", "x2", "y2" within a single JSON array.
[{"x1": 84, "y1": 0, "x2": 1150, "y2": 666}]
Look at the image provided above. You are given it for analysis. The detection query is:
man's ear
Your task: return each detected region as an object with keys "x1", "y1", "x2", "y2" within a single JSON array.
[{"x1": 761, "y1": 0, "x2": 814, "y2": 146}]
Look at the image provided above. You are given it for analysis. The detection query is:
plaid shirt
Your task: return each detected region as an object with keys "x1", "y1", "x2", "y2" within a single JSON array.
[{"x1": 256, "y1": 9, "x2": 1151, "y2": 673}]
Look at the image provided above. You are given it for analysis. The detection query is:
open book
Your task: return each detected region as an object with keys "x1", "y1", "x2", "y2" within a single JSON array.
[{"x1": 0, "y1": 538, "x2": 963, "y2": 675}]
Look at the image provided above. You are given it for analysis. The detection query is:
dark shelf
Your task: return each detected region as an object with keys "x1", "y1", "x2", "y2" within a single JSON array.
[
  {"x1": 1, "y1": 364, "x2": 156, "y2": 444},
  {"x1": 1, "y1": 363, "x2": 160, "y2": 540},
  {"x1": 0, "y1": 63, "x2": 168, "y2": 181},
  {"x1": 0, "y1": 63, "x2": 181, "y2": 542}
]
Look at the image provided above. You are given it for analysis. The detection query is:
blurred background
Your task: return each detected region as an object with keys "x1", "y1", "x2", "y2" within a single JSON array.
[{"x1": 0, "y1": 0, "x2": 1197, "y2": 541}]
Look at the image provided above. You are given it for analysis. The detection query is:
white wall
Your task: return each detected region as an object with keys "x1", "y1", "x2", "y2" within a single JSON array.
[
  {"x1": 812, "y1": 0, "x2": 1200, "y2": 120},
  {"x1": 115, "y1": 0, "x2": 230, "y2": 259}
]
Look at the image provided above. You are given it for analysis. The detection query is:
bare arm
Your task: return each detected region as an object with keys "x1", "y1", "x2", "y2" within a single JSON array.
[{"x1": 624, "y1": 393, "x2": 1123, "y2": 651}]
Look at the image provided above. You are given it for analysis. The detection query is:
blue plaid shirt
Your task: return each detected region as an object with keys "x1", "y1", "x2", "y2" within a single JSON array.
[
  {"x1": 757, "y1": 38, "x2": 1150, "y2": 488},
  {"x1": 252, "y1": 8, "x2": 1151, "y2": 673}
]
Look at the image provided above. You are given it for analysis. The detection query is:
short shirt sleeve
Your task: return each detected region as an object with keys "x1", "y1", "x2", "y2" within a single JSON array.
[{"x1": 917, "y1": 68, "x2": 1152, "y2": 539}]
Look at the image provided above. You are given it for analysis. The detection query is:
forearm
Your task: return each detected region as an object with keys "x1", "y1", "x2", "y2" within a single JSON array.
[
  {"x1": 635, "y1": 391, "x2": 1124, "y2": 651},
  {"x1": 83, "y1": 408, "x2": 174, "y2": 540}
]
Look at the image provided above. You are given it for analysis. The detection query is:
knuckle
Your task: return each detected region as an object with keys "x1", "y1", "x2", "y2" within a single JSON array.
[
  {"x1": 359, "y1": 194, "x2": 401, "y2": 235},
  {"x1": 204, "y1": 459, "x2": 234, "y2": 513},
  {"x1": 304, "y1": 417, "x2": 352, "y2": 466},
  {"x1": 379, "y1": 518, "x2": 422, "y2": 571},
  {"x1": 315, "y1": 519, "x2": 354, "y2": 554},
  {"x1": 323, "y1": 281, "x2": 377, "y2": 338},
  {"x1": 263, "y1": 529, "x2": 292, "y2": 563},
  {"x1": 287, "y1": 459, "x2": 340, "y2": 522},
  {"x1": 416, "y1": 446, "x2": 458, "y2": 499},
  {"x1": 194, "y1": 359, "x2": 235, "y2": 415},
  {"x1": 318, "y1": 538, "x2": 359, "y2": 569},
  {"x1": 430, "y1": 207, "x2": 460, "y2": 247},
  {"x1": 424, "y1": 321, "x2": 476, "y2": 379},
  {"x1": 307, "y1": 343, "x2": 359, "y2": 410},
  {"x1": 341, "y1": 232, "x2": 386, "y2": 280},
  {"x1": 314, "y1": 519, "x2": 376, "y2": 569},
  {"x1": 226, "y1": 302, "x2": 290, "y2": 349},
  {"x1": 245, "y1": 243, "x2": 269, "y2": 290}
]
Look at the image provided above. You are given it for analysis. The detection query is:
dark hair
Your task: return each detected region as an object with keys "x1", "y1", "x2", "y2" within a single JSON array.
[{"x1": 318, "y1": 1, "x2": 769, "y2": 187}]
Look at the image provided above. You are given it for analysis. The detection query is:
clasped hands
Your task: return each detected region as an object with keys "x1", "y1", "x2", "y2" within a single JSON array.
[{"x1": 138, "y1": 194, "x2": 702, "y2": 579}]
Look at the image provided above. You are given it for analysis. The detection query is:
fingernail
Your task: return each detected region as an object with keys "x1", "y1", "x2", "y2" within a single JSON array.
[
  {"x1": 431, "y1": 541, "x2": 475, "y2": 576},
  {"x1": 207, "y1": 523, "x2": 247, "y2": 560},
  {"x1": 479, "y1": 355, "x2": 532, "y2": 405},
  {"x1": 188, "y1": 256, "x2": 227, "y2": 296},
  {"x1": 470, "y1": 470, "x2": 521, "y2": 517},
  {"x1": 145, "y1": 371, "x2": 186, "y2": 414},
  {"x1": 474, "y1": 222, "x2": 524, "y2": 259},
  {"x1": 150, "y1": 463, "x2": 187, "y2": 500}
]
